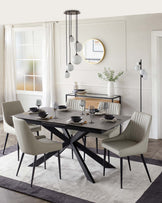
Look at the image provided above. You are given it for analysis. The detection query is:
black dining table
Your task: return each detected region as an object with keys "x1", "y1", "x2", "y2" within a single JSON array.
[{"x1": 15, "y1": 108, "x2": 130, "y2": 183}]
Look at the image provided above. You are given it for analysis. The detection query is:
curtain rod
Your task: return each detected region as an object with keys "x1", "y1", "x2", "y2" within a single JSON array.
[{"x1": 9, "y1": 20, "x2": 59, "y2": 28}]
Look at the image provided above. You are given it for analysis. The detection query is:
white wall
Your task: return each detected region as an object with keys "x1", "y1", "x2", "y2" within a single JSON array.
[
  {"x1": 14, "y1": 13, "x2": 162, "y2": 138},
  {"x1": 17, "y1": 93, "x2": 42, "y2": 112},
  {"x1": 54, "y1": 13, "x2": 162, "y2": 138},
  {"x1": 0, "y1": 25, "x2": 4, "y2": 118}
]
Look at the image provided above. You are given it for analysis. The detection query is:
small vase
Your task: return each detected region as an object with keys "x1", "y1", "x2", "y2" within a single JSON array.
[
  {"x1": 73, "y1": 82, "x2": 78, "y2": 94},
  {"x1": 107, "y1": 81, "x2": 114, "y2": 96}
]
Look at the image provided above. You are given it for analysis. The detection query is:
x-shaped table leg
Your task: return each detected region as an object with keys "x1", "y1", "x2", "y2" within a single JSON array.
[{"x1": 29, "y1": 125, "x2": 115, "y2": 183}]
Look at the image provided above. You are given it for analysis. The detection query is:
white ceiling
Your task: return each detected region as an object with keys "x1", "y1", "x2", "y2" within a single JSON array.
[{"x1": 0, "y1": 0, "x2": 162, "y2": 24}]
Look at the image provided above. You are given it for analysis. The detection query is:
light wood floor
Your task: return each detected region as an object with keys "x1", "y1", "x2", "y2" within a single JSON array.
[{"x1": 0, "y1": 122, "x2": 162, "y2": 203}]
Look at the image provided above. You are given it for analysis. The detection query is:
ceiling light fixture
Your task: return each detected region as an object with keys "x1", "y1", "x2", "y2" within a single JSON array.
[{"x1": 64, "y1": 10, "x2": 82, "y2": 78}]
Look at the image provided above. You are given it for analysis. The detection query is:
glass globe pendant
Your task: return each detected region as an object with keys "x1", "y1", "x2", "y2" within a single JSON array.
[
  {"x1": 74, "y1": 41, "x2": 82, "y2": 52},
  {"x1": 65, "y1": 70, "x2": 70, "y2": 78},
  {"x1": 64, "y1": 10, "x2": 81, "y2": 78},
  {"x1": 67, "y1": 62, "x2": 74, "y2": 71},
  {"x1": 73, "y1": 53, "x2": 82, "y2": 64},
  {"x1": 69, "y1": 35, "x2": 74, "y2": 42}
]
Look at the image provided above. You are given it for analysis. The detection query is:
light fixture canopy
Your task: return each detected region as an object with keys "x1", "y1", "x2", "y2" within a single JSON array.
[{"x1": 64, "y1": 10, "x2": 82, "y2": 78}]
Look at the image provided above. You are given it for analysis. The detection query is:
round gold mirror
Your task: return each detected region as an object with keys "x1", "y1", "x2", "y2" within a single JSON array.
[{"x1": 82, "y1": 39, "x2": 105, "y2": 64}]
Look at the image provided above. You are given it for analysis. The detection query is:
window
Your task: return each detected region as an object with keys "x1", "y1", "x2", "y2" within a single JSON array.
[{"x1": 14, "y1": 27, "x2": 44, "y2": 92}]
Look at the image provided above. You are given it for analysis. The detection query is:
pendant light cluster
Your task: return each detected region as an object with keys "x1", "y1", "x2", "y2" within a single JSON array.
[{"x1": 64, "y1": 10, "x2": 82, "y2": 78}]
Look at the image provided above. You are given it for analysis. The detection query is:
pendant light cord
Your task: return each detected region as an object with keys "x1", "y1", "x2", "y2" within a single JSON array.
[
  {"x1": 76, "y1": 13, "x2": 78, "y2": 54},
  {"x1": 65, "y1": 14, "x2": 68, "y2": 68},
  {"x1": 69, "y1": 15, "x2": 71, "y2": 63}
]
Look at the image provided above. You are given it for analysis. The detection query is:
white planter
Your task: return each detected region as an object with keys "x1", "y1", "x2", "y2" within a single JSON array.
[{"x1": 107, "y1": 81, "x2": 115, "y2": 96}]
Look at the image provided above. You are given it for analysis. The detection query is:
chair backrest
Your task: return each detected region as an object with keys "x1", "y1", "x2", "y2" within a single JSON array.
[
  {"x1": 2, "y1": 101, "x2": 24, "y2": 127},
  {"x1": 124, "y1": 112, "x2": 152, "y2": 143},
  {"x1": 13, "y1": 117, "x2": 39, "y2": 155},
  {"x1": 98, "y1": 102, "x2": 121, "y2": 115},
  {"x1": 66, "y1": 99, "x2": 83, "y2": 111}
]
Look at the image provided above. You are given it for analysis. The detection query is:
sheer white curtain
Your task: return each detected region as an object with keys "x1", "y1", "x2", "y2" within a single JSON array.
[
  {"x1": 42, "y1": 22, "x2": 56, "y2": 107},
  {"x1": 4, "y1": 25, "x2": 16, "y2": 101}
]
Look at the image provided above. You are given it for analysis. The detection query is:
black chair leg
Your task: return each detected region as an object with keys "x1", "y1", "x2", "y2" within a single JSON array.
[
  {"x1": 3, "y1": 133, "x2": 9, "y2": 154},
  {"x1": 31, "y1": 155, "x2": 37, "y2": 187},
  {"x1": 17, "y1": 143, "x2": 20, "y2": 161},
  {"x1": 141, "y1": 154, "x2": 152, "y2": 182},
  {"x1": 127, "y1": 156, "x2": 131, "y2": 171},
  {"x1": 96, "y1": 138, "x2": 98, "y2": 153},
  {"x1": 16, "y1": 153, "x2": 24, "y2": 176},
  {"x1": 120, "y1": 157, "x2": 123, "y2": 189},
  {"x1": 71, "y1": 146, "x2": 74, "y2": 159},
  {"x1": 58, "y1": 151, "x2": 61, "y2": 179},
  {"x1": 44, "y1": 154, "x2": 46, "y2": 169},
  {"x1": 120, "y1": 124, "x2": 122, "y2": 134},
  {"x1": 103, "y1": 148, "x2": 106, "y2": 176},
  {"x1": 36, "y1": 131, "x2": 39, "y2": 136},
  {"x1": 107, "y1": 150, "x2": 110, "y2": 163},
  {"x1": 83, "y1": 136, "x2": 86, "y2": 161},
  {"x1": 50, "y1": 133, "x2": 53, "y2": 140}
]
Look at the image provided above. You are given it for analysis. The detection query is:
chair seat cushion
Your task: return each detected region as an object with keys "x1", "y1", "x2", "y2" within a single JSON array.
[
  {"x1": 102, "y1": 139, "x2": 137, "y2": 157},
  {"x1": 36, "y1": 138, "x2": 62, "y2": 154},
  {"x1": 36, "y1": 135, "x2": 46, "y2": 139},
  {"x1": 29, "y1": 124, "x2": 41, "y2": 132}
]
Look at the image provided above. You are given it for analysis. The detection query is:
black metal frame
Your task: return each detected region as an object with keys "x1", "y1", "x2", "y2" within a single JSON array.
[
  {"x1": 65, "y1": 93, "x2": 121, "y2": 104},
  {"x1": 28, "y1": 125, "x2": 115, "y2": 184},
  {"x1": 15, "y1": 110, "x2": 129, "y2": 184}
]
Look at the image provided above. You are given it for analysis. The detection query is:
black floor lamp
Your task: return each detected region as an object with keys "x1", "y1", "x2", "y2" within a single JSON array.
[{"x1": 134, "y1": 59, "x2": 147, "y2": 112}]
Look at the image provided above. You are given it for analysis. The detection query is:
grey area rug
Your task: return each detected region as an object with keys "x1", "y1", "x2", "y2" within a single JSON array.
[
  {"x1": 0, "y1": 146, "x2": 162, "y2": 203},
  {"x1": 0, "y1": 145, "x2": 92, "y2": 203}
]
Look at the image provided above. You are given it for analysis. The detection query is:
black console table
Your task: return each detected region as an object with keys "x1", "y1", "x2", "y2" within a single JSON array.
[{"x1": 65, "y1": 93, "x2": 121, "y2": 108}]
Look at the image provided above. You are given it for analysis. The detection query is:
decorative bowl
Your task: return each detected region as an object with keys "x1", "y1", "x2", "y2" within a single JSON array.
[
  {"x1": 104, "y1": 114, "x2": 114, "y2": 120},
  {"x1": 29, "y1": 107, "x2": 39, "y2": 112},
  {"x1": 76, "y1": 89, "x2": 85, "y2": 92},
  {"x1": 38, "y1": 110, "x2": 48, "y2": 118},
  {"x1": 58, "y1": 105, "x2": 67, "y2": 109},
  {"x1": 71, "y1": 116, "x2": 82, "y2": 123}
]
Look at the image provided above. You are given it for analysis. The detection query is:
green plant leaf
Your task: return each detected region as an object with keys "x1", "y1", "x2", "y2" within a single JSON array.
[{"x1": 98, "y1": 68, "x2": 124, "y2": 82}]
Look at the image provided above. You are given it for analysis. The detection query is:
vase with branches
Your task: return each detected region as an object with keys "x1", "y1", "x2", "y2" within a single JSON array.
[{"x1": 98, "y1": 68, "x2": 124, "y2": 96}]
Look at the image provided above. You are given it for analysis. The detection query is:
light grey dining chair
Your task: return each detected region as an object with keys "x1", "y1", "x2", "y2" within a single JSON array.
[
  {"x1": 2, "y1": 101, "x2": 42, "y2": 160},
  {"x1": 83, "y1": 102, "x2": 121, "y2": 159},
  {"x1": 102, "y1": 111, "x2": 152, "y2": 188},
  {"x1": 66, "y1": 99, "x2": 83, "y2": 111},
  {"x1": 13, "y1": 117, "x2": 62, "y2": 187}
]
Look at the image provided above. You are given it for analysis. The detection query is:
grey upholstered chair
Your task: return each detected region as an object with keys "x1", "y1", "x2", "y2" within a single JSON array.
[
  {"x1": 83, "y1": 102, "x2": 121, "y2": 158},
  {"x1": 102, "y1": 111, "x2": 152, "y2": 188},
  {"x1": 66, "y1": 99, "x2": 83, "y2": 111},
  {"x1": 13, "y1": 117, "x2": 62, "y2": 187},
  {"x1": 2, "y1": 101, "x2": 42, "y2": 160}
]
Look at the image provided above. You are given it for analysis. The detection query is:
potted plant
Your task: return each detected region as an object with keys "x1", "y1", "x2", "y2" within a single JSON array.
[{"x1": 98, "y1": 68, "x2": 124, "y2": 96}]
